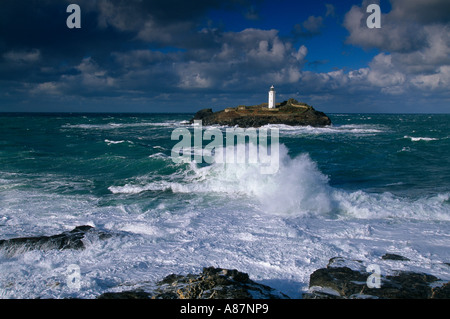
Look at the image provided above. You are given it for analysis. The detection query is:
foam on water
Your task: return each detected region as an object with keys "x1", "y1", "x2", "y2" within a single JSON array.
[
  {"x1": 2, "y1": 187, "x2": 449, "y2": 299},
  {"x1": 104, "y1": 139, "x2": 134, "y2": 145},
  {"x1": 1, "y1": 167, "x2": 450, "y2": 298},
  {"x1": 2, "y1": 114, "x2": 450, "y2": 299},
  {"x1": 109, "y1": 144, "x2": 332, "y2": 216},
  {"x1": 262, "y1": 123, "x2": 385, "y2": 136},
  {"x1": 404, "y1": 135, "x2": 439, "y2": 142},
  {"x1": 62, "y1": 121, "x2": 183, "y2": 130},
  {"x1": 108, "y1": 143, "x2": 450, "y2": 221}
]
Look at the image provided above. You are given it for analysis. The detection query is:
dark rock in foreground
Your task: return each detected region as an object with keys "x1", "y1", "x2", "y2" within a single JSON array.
[
  {"x1": 381, "y1": 253, "x2": 410, "y2": 261},
  {"x1": 0, "y1": 225, "x2": 111, "y2": 256},
  {"x1": 98, "y1": 257, "x2": 450, "y2": 299},
  {"x1": 98, "y1": 267, "x2": 289, "y2": 299},
  {"x1": 3, "y1": 225, "x2": 448, "y2": 300},
  {"x1": 190, "y1": 99, "x2": 331, "y2": 128},
  {"x1": 303, "y1": 257, "x2": 450, "y2": 299}
]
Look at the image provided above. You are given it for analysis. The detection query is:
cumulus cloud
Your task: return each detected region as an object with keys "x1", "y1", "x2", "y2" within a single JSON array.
[
  {"x1": 173, "y1": 28, "x2": 308, "y2": 91},
  {"x1": 29, "y1": 57, "x2": 117, "y2": 97},
  {"x1": 366, "y1": 53, "x2": 405, "y2": 87},
  {"x1": 344, "y1": 0, "x2": 450, "y2": 55},
  {"x1": 1, "y1": 0, "x2": 449, "y2": 113},
  {"x1": 30, "y1": 81, "x2": 61, "y2": 95},
  {"x1": 411, "y1": 65, "x2": 450, "y2": 91},
  {"x1": 68, "y1": 25, "x2": 311, "y2": 95},
  {"x1": 344, "y1": 3, "x2": 428, "y2": 53},
  {"x1": 343, "y1": 0, "x2": 450, "y2": 98},
  {"x1": 3, "y1": 49, "x2": 41, "y2": 63},
  {"x1": 292, "y1": 15, "x2": 325, "y2": 38},
  {"x1": 389, "y1": 0, "x2": 450, "y2": 24}
]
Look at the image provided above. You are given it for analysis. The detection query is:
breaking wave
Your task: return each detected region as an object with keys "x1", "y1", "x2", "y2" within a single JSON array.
[{"x1": 108, "y1": 143, "x2": 450, "y2": 220}]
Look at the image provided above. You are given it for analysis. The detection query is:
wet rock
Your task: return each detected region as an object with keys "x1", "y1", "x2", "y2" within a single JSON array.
[
  {"x1": 98, "y1": 290, "x2": 152, "y2": 299},
  {"x1": 431, "y1": 282, "x2": 450, "y2": 299},
  {"x1": 305, "y1": 266, "x2": 368, "y2": 299},
  {"x1": 97, "y1": 267, "x2": 290, "y2": 299},
  {"x1": 381, "y1": 253, "x2": 410, "y2": 261},
  {"x1": 0, "y1": 225, "x2": 111, "y2": 256},
  {"x1": 303, "y1": 257, "x2": 450, "y2": 299}
]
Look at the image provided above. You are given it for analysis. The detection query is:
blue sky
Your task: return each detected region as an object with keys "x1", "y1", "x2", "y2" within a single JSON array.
[
  {"x1": 208, "y1": 0, "x2": 374, "y2": 71},
  {"x1": 0, "y1": 0, "x2": 449, "y2": 113}
]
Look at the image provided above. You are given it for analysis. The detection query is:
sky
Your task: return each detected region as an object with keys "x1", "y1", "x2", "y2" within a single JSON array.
[{"x1": 0, "y1": 0, "x2": 449, "y2": 113}]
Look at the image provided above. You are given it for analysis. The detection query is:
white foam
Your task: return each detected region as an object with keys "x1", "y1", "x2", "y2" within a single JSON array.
[
  {"x1": 3, "y1": 144, "x2": 450, "y2": 299},
  {"x1": 108, "y1": 182, "x2": 172, "y2": 194},
  {"x1": 108, "y1": 143, "x2": 450, "y2": 221},
  {"x1": 2, "y1": 183, "x2": 450, "y2": 299},
  {"x1": 262, "y1": 124, "x2": 384, "y2": 135},
  {"x1": 104, "y1": 139, "x2": 132, "y2": 145},
  {"x1": 148, "y1": 152, "x2": 169, "y2": 159},
  {"x1": 62, "y1": 121, "x2": 180, "y2": 130},
  {"x1": 404, "y1": 135, "x2": 439, "y2": 142},
  {"x1": 120, "y1": 223, "x2": 160, "y2": 236},
  {"x1": 334, "y1": 190, "x2": 450, "y2": 221},
  {"x1": 109, "y1": 144, "x2": 333, "y2": 215}
]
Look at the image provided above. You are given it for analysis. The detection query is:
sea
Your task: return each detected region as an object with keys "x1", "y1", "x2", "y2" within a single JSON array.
[{"x1": 0, "y1": 112, "x2": 449, "y2": 298}]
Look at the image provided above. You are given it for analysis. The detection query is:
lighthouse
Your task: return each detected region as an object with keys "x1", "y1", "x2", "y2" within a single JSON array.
[{"x1": 268, "y1": 85, "x2": 276, "y2": 109}]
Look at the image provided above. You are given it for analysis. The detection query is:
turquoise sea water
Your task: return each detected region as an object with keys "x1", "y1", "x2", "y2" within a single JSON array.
[{"x1": 0, "y1": 113, "x2": 449, "y2": 298}]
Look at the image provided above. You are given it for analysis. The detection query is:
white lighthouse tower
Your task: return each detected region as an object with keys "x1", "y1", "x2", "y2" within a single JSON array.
[{"x1": 268, "y1": 85, "x2": 276, "y2": 109}]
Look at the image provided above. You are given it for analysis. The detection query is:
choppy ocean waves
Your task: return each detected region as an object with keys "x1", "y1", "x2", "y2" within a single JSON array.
[
  {"x1": 106, "y1": 143, "x2": 450, "y2": 221},
  {"x1": 61, "y1": 120, "x2": 186, "y2": 130},
  {"x1": 403, "y1": 135, "x2": 440, "y2": 142},
  {"x1": 1, "y1": 113, "x2": 450, "y2": 298},
  {"x1": 1, "y1": 142, "x2": 449, "y2": 299},
  {"x1": 261, "y1": 123, "x2": 386, "y2": 135}
]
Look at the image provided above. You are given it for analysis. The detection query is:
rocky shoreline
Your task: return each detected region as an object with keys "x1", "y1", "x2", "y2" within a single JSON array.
[
  {"x1": 0, "y1": 225, "x2": 111, "y2": 257},
  {"x1": 98, "y1": 266, "x2": 289, "y2": 299},
  {"x1": 1, "y1": 226, "x2": 449, "y2": 299},
  {"x1": 190, "y1": 99, "x2": 332, "y2": 128},
  {"x1": 97, "y1": 259, "x2": 450, "y2": 299},
  {"x1": 303, "y1": 256, "x2": 450, "y2": 299}
]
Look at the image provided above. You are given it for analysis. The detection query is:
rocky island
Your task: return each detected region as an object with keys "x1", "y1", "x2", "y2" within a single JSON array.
[{"x1": 190, "y1": 98, "x2": 331, "y2": 128}]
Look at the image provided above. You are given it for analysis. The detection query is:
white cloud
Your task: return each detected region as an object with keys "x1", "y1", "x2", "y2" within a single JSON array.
[
  {"x1": 30, "y1": 57, "x2": 117, "y2": 96},
  {"x1": 293, "y1": 45, "x2": 308, "y2": 62},
  {"x1": 343, "y1": 4, "x2": 427, "y2": 53},
  {"x1": 341, "y1": 0, "x2": 450, "y2": 99},
  {"x1": 367, "y1": 53, "x2": 405, "y2": 87},
  {"x1": 412, "y1": 65, "x2": 450, "y2": 90},
  {"x1": 72, "y1": 57, "x2": 116, "y2": 89},
  {"x1": 170, "y1": 28, "x2": 309, "y2": 90},
  {"x1": 8, "y1": 0, "x2": 448, "y2": 113},
  {"x1": 30, "y1": 81, "x2": 61, "y2": 95},
  {"x1": 3, "y1": 49, "x2": 41, "y2": 64}
]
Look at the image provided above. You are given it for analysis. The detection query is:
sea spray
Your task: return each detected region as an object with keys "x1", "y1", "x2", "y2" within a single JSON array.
[
  {"x1": 171, "y1": 120, "x2": 280, "y2": 174},
  {"x1": 173, "y1": 143, "x2": 334, "y2": 216},
  {"x1": 2, "y1": 113, "x2": 450, "y2": 299},
  {"x1": 108, "y1": 139, "x2": 450, "y2": 220}
]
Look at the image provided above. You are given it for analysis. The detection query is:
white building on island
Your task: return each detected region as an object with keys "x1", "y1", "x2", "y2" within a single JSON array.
[{"x1": 268, "y1": 85, "x2": 276, "y2": 109}]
